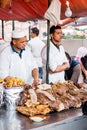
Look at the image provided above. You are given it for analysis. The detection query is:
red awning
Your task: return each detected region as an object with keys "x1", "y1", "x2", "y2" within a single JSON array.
[
  {"x1": 0, "y1": 0, "x2": 87, "y2": 25},
  {"x1": 0, "y1": 0, "x2": 48, "y2": 21}
]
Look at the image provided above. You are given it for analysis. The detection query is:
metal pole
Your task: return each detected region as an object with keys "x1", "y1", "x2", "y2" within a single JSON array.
[
  {"x1": 2, "y1": 20, "x2": 4, "y2": 39},
  {"x1": 46, "y1": 0, "x2": 50, "y2": 83},
  {"x1": 28, "y1": 21, "x2": 31, "y2": 40},
  {"x1": 12, "y1": 20, "x2": 15, "y2": 30},
  {"x1": 46, "y1": 20, "x2": 50, "y2": 83}
]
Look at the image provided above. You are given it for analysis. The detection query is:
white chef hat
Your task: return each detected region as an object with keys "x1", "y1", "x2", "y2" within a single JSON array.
[{"x1": 12, "y1": 29, "x2": 26, "y2": 38}]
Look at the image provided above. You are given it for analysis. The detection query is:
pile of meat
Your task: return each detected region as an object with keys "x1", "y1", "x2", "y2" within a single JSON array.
[{"x1": 16, "y1": 81, "x2": 87, "y2": 117}]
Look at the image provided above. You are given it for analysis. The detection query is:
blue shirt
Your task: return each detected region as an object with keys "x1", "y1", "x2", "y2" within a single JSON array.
[{"x1": 66, "y1": 59, "x2": 80, "y2": 79}]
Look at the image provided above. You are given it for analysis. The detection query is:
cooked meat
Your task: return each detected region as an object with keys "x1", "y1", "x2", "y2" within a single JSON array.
[
  {"x1": 51, "y1": 82, "x2": 68, "y2": 96},
  {"x1": 16, "y1": 106, "x2": 39, "y2": 117},
  {"x1": 28, "y1": 89, "x2": 37, "y2": 104},
  {"x1": 16, "y1": 81, "x2": 87, "y2": 117},
  {"x1": 49, "y1": 99, "x2": 65, "y2": 112},
  {"x1": 36, "y1": 89, "x2": 55, "y2": 101},
  {"x1": 37, "y1": 93, "x2": 51, "y2": 105},
  {"x1": 36, "y1": 105, "x2": 51, "y2": 115},
  {"x1": 16, "y1": 104, "x2": 51, "y2": 117},
  {"x1": 18, "y1": 90, "x2": 29, "y2": 106}
]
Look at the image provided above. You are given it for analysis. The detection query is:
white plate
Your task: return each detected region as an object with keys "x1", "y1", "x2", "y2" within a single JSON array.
[{"x1": 30, "y1": 115, "x2": 46, "y2": 122}]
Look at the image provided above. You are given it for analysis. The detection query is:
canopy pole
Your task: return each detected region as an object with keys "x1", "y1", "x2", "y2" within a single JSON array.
[
  {"x1": 2, "y1": 20, "x2": 4, "y2": 39},
  {"x1": 12, "y1": 20, "x2": 15, "y2": 30},
  {"x1": 46, "y1": 20, "x2": 50, "y2": 84},
  {"x1": 28, "y1": 21, "x2": 31, "y2": 40},
  {"x1": 46, "y1": 0, "x2": 50, "y2": 84}
]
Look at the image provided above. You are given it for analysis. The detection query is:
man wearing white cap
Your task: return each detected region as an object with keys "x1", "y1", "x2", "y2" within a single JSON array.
[{"x1": 0, "y1": 29, "x2": 39, "y2": 87}]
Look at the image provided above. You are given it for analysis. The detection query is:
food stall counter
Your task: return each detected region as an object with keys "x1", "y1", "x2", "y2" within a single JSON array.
[{"x1": 0, "y1": 107, "x2": 87, "y2": 130}]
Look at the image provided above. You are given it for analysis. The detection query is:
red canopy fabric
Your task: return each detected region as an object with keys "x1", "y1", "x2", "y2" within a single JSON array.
[
  {"x1": 0, "y1": 0, "x2": 48, "y2": 21},
  {"x1": 0, "y1": 0, "x2": 87, "y2": 22}
]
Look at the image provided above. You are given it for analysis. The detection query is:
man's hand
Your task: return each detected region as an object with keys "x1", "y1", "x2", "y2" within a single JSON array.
[
  {"x1": 4, "y1": 76, "x2": 12, "y2": 82},
  {"x1": 49, "y1": 62, "x2": 70, "y2": 74}
]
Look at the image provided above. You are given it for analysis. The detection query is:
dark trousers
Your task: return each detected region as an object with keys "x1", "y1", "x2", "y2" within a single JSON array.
[{"x1": 39, "y1": 67, "x2": 43, "y2": 79}]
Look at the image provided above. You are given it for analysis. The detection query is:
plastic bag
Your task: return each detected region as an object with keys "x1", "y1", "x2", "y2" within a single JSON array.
[
  {"x1": 4, "y1": 87, "x2": 24, "y2": 110},
  {"x1": 0, "y1": 84, "x2": 4, "y2": 107}
]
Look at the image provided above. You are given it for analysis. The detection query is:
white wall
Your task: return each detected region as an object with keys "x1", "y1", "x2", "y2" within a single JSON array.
[
  {"x1": 62, "y1": 39, "x2": 87, "y2": 56},
  {"x1": 43, "y1": 39, "x2": 87, "y2": 56}
]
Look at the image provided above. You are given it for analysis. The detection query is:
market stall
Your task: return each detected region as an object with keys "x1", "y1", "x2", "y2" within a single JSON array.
[
  {"x1": 0, "y1": 1, "x2": 87, "y2": 130},
  {"x1": 0, "y1": 79, "x2": 87, "y2": 130}
]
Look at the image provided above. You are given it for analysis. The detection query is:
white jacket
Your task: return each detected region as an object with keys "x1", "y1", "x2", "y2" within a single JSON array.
[
  {"x1": 41, "y1": 41, "x2": 68, "y2": 83},
  {"x1": 0, "y1": 45, "x2": 38, "y2": 85},
  {"x1": 28, "y1": 37, "x2": 45, "y2": 67}
]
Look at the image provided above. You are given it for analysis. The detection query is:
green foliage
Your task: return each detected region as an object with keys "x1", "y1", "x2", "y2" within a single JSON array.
[{"x1": 63, "y1": 35, "x2": 86, "y2": 39}]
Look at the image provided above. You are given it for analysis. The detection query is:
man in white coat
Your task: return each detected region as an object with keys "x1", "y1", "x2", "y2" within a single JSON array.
[
  {"x1": 41, "y1": 25, "x2": 70, "y2": 83},
  {"x1": 28, "y1": 27, "x2": 45, "y2": 79},
  {"x1": 0, "y1": 29, "x2": 39, "y2": 87}
]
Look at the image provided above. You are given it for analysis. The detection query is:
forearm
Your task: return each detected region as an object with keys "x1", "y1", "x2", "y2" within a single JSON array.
[
  {"x1": 49, "y1": 62, "x2": 70, "y2": 73},
  {"x1": 32, "y1": 68, "x2": 39, "y2": 88},
  {"x1": 32, "y1": 68, "x2": 39, "y2": 80}
]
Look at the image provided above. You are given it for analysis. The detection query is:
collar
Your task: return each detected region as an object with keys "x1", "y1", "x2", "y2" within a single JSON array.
[
  {"x1": 11, "y1": 42, "x2": 25, "y2": 58},
  {"x1": 51, "y1": 39, "x2": 61, "y2": 50}
]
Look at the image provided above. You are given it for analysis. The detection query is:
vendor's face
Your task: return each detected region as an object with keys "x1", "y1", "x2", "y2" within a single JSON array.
[
  {"x1": 13, "y1": 36, "x2": 27, "y2": 50},
  {"x1": 51, "y1": 29, "x2": 62, "y2": 45},
  {"x1": 30, "y1": 32, "x2": 36, "y2": 38}
]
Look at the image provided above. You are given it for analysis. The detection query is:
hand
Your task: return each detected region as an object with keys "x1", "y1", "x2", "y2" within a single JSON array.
[
  {"x1": 4, "y1": 76, "x2": 12, "y2": 82},
  {"x1": 49, "y1": 69, "x2": 54, "y2": 74}
]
